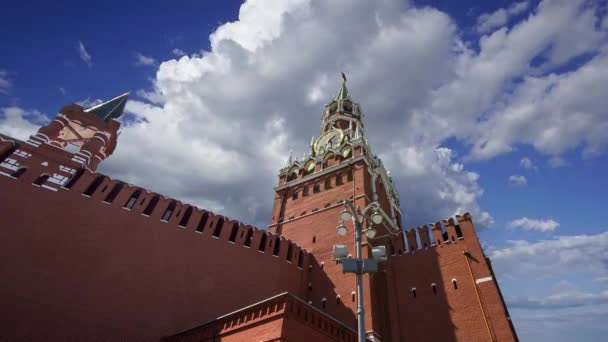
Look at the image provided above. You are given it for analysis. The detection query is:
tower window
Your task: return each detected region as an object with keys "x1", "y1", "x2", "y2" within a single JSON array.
[
  {"x1": 351, "y1": 291, "x2": 356, "y2": 302},
  {"x1": 322, "y1": 298, "x2": 327, "y2": 309},
  {"x1": 33, "y1": 174, "x2": 50, "y2": 186},
  {"x1": 336, "y1": 173, "x2": 343, "y2": 185},
  {"x1": 411, "y1": 288, "x2": 417, "y2": 298},
  {"x1": 302, "y1": 186, "x2": 309, "y2": 196},
  {"x1": 431, "y1": 283, "x2": 437, "y2": 295},
  {"x1": 313, "y1": 183, "x2": 320, "y2": 192},
  {"x1": 347, "y1": 171, "x2": 353, "y2": 182},
  {"x1": 312, "y1": 236, "x2": 316, "y2": 244},
  {"x1": 324, "y1": 178, "x2": 331, "y2": 189},
  {"x1": 452, "y1": 279, "x2": 458, "y2": 290},
  {"x1": 292, "y1": 191, "x2": 298, "y2": 200}
]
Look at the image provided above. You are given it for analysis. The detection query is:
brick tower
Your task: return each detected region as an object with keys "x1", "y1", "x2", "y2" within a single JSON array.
[{"x1": 269, "y1": 74, "x2": 404, "y2": 340}]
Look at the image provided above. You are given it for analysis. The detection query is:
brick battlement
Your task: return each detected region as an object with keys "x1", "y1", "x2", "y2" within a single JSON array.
[{"x1": 397, "y1": 214, "x2": 474, "y2": 254}]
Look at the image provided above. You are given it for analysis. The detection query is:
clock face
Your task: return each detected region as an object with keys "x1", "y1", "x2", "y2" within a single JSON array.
[{"x1": 314, "y1": 129, "x2": 344, "y2": 155}]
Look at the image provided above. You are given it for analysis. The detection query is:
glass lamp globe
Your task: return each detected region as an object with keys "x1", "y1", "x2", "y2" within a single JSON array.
[
  {"x1": 337, "y1": 225, "x2": 348, "y2": 236},
  {"x1": 340, "y1": 209, "x2": 352, "y2": 221},
  {"x1": 366, "y1": 228, "x2": 377, "y2": 239},
  {"x1": 371, "y1": 211, "x2": 383, "y2": 224}
]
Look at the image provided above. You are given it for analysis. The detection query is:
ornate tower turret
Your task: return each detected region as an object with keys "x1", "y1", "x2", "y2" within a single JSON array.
[{"x1": 269, "y1": 75, "x2": 403, "y2": 340}]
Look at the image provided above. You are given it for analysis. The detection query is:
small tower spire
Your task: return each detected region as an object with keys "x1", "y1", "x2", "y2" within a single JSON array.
[
  {"x1": 334, "y1": 72, "x2": 349, "y2": 101},
  {"x1": 84, "y1": 92, "x2": 130, "y2": 122}
]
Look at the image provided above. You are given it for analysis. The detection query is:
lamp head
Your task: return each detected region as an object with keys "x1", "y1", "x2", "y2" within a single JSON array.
[
  {"x1": 365, "y1": 227, "x2": 377, "y2": 239},
  {"x1": 371, "y1": 211, "x2": 383, "y2": 225},
  {"x1": 337, "y1": 224, "x2": 348, "y2": 236},
  {"x1": 340, "y1": 208, "x2": 352, "y2": 221}
]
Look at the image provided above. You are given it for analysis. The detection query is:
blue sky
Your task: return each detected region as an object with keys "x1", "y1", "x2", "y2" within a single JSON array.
[{"x1": 1, "y1": 1, "x2": 608, "y2": 340}]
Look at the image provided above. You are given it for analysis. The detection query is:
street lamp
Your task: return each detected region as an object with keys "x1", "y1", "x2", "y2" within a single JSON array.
[{"x1": 332, "y1": 200, "x2": 386, "y2": 342}]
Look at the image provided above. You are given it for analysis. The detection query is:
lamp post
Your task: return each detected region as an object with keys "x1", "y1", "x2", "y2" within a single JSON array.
[{"x1": 333, "y1": 200, "x2": 386, "y2": 342}]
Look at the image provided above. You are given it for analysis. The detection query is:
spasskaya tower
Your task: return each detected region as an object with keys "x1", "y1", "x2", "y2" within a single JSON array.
[{"x1": 269, "y1": 74, "x2": 405, "y2": 340}]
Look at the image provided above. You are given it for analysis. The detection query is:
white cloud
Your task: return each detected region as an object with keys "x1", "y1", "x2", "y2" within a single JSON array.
[
  {"x1": 0, "y1": 107, "x2": 48, "y2": 140},
  {"x1": 0, "y1": 70, "x2": 11, "y2": 94},
  {"x1": 477, "y1": 1, "x2": 529, "y2": 34},
  {"x1": 519, "y1": 157, "x2": 538, "y2": 171},
  {"x1": 488, "y1": 231, "x2": 608, "y2": 279},
  {"x1": 171, "y1": 48, "x2": 186, "y2": 57},
  {"x1": 76, "y1": 98, "x2": 103, "y2": 108},
  {"x1": 58, "y1": 87, "x2": 67, "y2": 96},
  {"x1": 508, "y1": 217, "x2": 559, "y2": 232},
  {"x1": 509, "y1": 285, "x2": 608, "y2": 309},
  {"x1": 508, "y1": 175, "x2": 527, "y2": 186},
  {"x1": 77, "y1": 41, "x2": 92, "y2": 67},
  {"x1": 134, "y1": 52, "x2": 157, "y2": 66}
]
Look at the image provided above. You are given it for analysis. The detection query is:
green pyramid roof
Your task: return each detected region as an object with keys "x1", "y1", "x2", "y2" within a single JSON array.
[{"x1": 84, "y1": 92, "x2": 130, "y2": 122}]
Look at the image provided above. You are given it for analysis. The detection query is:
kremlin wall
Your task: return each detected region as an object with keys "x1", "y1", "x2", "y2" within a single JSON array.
[{"x1": 0, "y1": 81, "x2": 517, "y2": 341}]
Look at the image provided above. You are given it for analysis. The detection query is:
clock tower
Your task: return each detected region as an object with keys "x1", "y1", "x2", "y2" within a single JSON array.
[{"x1": 269, "y1": 74, "x2": 405, "y2": 340}]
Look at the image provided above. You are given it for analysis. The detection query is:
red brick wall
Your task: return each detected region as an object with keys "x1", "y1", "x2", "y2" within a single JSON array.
[{"x1": 0, "y1": 168, "x2": 317, "y2": 341}]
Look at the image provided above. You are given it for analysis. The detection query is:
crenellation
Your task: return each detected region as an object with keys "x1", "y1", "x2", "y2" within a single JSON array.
[{"x1": 417, "y1": 225, "x2": 431, "y2": 249}]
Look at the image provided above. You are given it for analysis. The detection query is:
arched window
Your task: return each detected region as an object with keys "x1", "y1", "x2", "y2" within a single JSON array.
[
  {"x1": 452, "y1": 278, "x2": 458, "y2": 290},
  {"x1": 351, "y1": 291, "x2": 356, "y2": 302},
  {"x1": 336, "y1": 295, "x2": 341, "y2": 305},
  {"x1": 411, "y1": 288, "x2": 417, "y2": 298},
  {"x1": 33, "y1": 174, "x2": 50, "y2": 186},
  {"x1": 431, "y1": 283, "x2": 437, "y2": 295},
  {"x1": 322, "y1": 298, "x2": 327, "y2": 309}
]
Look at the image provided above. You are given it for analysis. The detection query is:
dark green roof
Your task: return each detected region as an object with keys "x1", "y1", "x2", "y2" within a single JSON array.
[{"x1": 84, "y1": 92, "x2": 129, "y2": 122}]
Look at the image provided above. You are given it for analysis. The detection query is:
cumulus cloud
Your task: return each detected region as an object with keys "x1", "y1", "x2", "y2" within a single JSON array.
[
  {"x1": 171, "y1": 48, "x2": 186, "y2": 57},
  {"x1": 488, "y1": 231, "x2": 608, "y2": 279},
  {"x1": 508, "y1": 217, "x2": 559, "y2": 232},
  {"x1": 0, "y1": 70, "x2": 11, "y2": 94},
  {"x1": 2, "y1": 0, "x2": 606, "y2": 232},
  {"x1": 0, "y1": 107, "x2": 48, "y2": 140},
  {"x1": 519, "y1": 157, "x2": 538, "y2": 171},
  {"x1": 476, "y1": 1, "x2": 529, "y2": 34},
  {"x1": 77, "y1": 41, "x2": 92, "y2": 67},
  {"x1": 508, "y1": 175, "x2": 527, "y2": 186},
  {"x1": 134, "y1": 52, "x2": 157, "y2": 66},
  {"x1": 509, "y1": 285, "x2": 608, "y2": 309}
]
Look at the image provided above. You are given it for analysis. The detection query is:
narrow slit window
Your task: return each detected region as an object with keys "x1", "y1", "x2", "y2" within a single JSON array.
[
  {"x1": 452, "y1": 279, "x2": 458, "y2": 290},
  {"x1": 143, "y1": 195, "x2": 160, "y2": 216},
  {"x1": 297, "y1": 251, "x2": 304, "y2": 268},
  {"x1": 244, "y1": 228, "x2": 253, "y2": 247},
  {"x1": 351, "y1": 292, "x2": 356, "y2": 302},
  {"x1": 212, "y1": 217, "x2": 224, "y2": 237},
  {"x1": 178, "y1": 206, "x2": 193, "y2": 227},
  {"x1": 431, "y1": 283, "x2": 437, "y2": 295},
  {"x1": 124, "y1": 190, "x2": 141, "y2": 209},
  {"x1": 286, "y1": 243, "x2": 293, "y2": 261},
  {"x1": 273, "y1": 237, "x2": 281, "y2": 256},
  {"x1": 322, "y1": 298, "x2": 327, "y2": 309},
  {"x1": 411, "y1": 288, "x2": 417, "y2": 298},
  {"x1": 196, "y1": 212, "x2": 209, "y2": 232},
  {"x1": 258, "y1": 234, "x2": 267, "y2": 252},
  {"x1": 228, "y1": 223, "x2": 239, "y2": 242},
  {"x1": 83, "y1": 175, "x2": 106, "y2": 195},
  {"x1": 161, "y1": 201, "x2": 177, "y2": 222},
  {"x1": 103, "y1": 182, "x2": 124, "y2": 203}
]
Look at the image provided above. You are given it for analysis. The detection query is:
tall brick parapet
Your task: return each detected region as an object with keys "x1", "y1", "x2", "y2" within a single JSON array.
[{"x1": 384, "y1": 214, "x2": 517, "y2": 341}]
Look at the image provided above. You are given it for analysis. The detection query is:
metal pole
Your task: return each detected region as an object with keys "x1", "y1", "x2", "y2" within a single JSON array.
[{"x1": 354, "y1": 217, "x2": 366, "y2": 342}]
